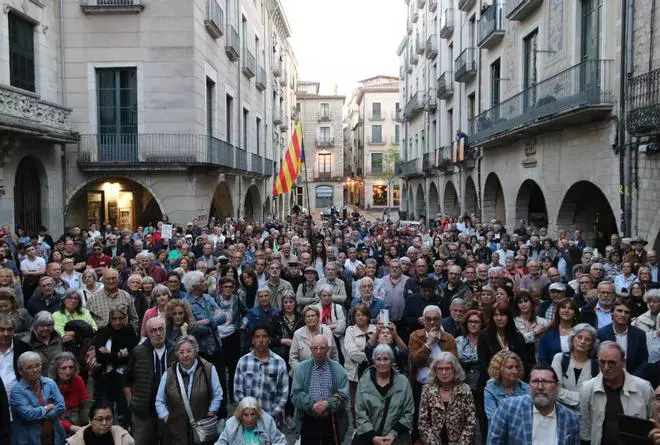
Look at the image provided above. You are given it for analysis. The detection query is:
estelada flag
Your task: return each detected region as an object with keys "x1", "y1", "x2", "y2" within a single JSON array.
[{"x1": 273, "y1": 121, "x2": 305, "y2": 196}]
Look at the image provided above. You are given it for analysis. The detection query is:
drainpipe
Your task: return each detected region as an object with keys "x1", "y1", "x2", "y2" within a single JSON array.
[
  {"x1": 625, "y1": 0, "x2": 634, "y2": 236},
  {"x1": 618, "y1": 0, "x2": 628, "y2": 237},
  {"x1": 59, "y1": 0, "x2": 67, "y2": 229},
  {"x1": 236, "y1": 5, "x2": 242, "y2": 220}
]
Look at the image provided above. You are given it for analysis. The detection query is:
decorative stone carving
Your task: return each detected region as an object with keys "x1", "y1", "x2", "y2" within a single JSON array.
[
  {"x1": 0, "y1": 84, "x2": 72, "y2": 132},
  {"x1": 522, "y1": 139, "x2": 537, "y2": 168}
]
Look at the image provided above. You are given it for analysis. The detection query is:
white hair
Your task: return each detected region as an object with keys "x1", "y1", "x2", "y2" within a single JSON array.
[
  {"x1": 422, "y1": 305, "x2": 442, "y2": 317},
  {"x1": 181, "y1": 271, "x2": 205, "y2": 292}
]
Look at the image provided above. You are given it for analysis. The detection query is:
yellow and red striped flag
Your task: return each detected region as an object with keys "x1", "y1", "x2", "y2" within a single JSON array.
[{"x1": 272, "y1": 121, "x2": 305, "y2": 196}]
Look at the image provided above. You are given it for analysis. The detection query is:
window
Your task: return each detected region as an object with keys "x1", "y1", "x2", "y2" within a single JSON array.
[
  {"x1": 226, "y1": 94, "x2": 233, "y2": 143},
  {"x1": 372, "y1": 102, "x2": 382, "y2": 120},
  {"x1": 395, "y1": 125, "x2": 400, "y2": 144},
  {"x1": 447, "y1": 108, "x2": 453, "y2": 144},
  {"x1": 206, "y1": 78, "x2": 215, "y2": 136},
  {"x1": 393, "y1": 185, "x2": 401, "y2": 206},
  {"x1": 318, "y1": 153, "x2": 331, "y2": 174},
  {"x1": 371, "y1": 125, "x2": 383, "y2": 144},
  {"x1": 319, "y1": 127, "x2": 330, "y2": 143},
  {"x1": 467, "y1": 93, "x2": 475, "y2": 120},
  {"x1": 320, "y1": 103, "x2": 330, "y2": 119},
  {"x1": 243, "y1": 108, "x2": 249, "y2": 149},
  {"x1": 8, "y1": 13, "x2": 35, "y2": 92},
  {"x1": 96, "y1": 68, "x2": 138, "y2": 161},
  {"x1": 371, "y1": 152, "x2": 383, "y2": 174},
  {"x1": 256, "y1": 117, "x2": 261, "y2": 154},
  {"x1": 524, "y1": 29, "x2": 539, "y2": 109},
  {"x1": 490, "y1": 59, "x2": 501, "y2": 107},
  {"x1": 372, "y1": 185, "x2": 388, "y2": 206}
]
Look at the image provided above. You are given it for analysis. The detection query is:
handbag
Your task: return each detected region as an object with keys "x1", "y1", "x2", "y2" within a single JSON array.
[{"x1": 176, "y1": 365, "x2": 220, "y2": 444}]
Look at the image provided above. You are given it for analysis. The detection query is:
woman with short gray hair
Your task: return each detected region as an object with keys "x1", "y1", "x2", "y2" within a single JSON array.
[
  {"x1": 418, "y1": 352, "x2": 475, "y2": 444},
  {"x1": 216, "y1": 396, "x2": 286, "y2": 445},
  {"x1": 29, "y1": 311, "x2": 62, "y2": 376},
  {"x1": 633, "y1": 288, "x2": 660, "y2": 333},
  {"x1": 550, "y1": 323, "x2": 599, "y2": 408}
]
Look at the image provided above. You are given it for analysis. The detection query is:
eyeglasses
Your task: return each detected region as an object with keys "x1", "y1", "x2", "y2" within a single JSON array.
[
  {"x1": 149, "y1": 327, "x2": 165, "y2": 333},
  {"x1": 424, "y1": 317, "x2": 441, "y2": 322},
  {"x1": 467, "y1": 320, "x2": 481, "y2": 325},
  {"x1": 24, "y1": 363, "x2": 42, "y2": 371}
]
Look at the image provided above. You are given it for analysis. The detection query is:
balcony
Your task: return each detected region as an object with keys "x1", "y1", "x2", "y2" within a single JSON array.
[
  {"x1": 417, "y1": 0, "x2": 425, "y2": 8},
  {"x1": 426, "y1": 35, "x2": 438, "y2": 59},
  {"x1": 400, "y1": 64, "x2": 407, "y2": 79},
  {"x1": 0, "y1": 83, "x2": 75, "y2": 142},
  {"x1": 242, "y1": 50, "x2": 256, "y2": 78},
  {"x1": 256, "y1": 67, "x2": 266, "y2": 91},
  {"x1": 412, "y1": 10, "x2": 419, "y2": 22},
  {"x1": 392, "y1": 110, "x2": 403, "y2": 121},
  {"x1": 76, "y1": 134, "x2": 270, "y2": 175},
  {"x1": 628, "y1": 68, "x2": 660, "y2": 136},
  {"x1": 415, "y1": 36, "x2": 425, "y2": 55},
  {"x1": 404, "y1": 92, "x2": 425, "y2": 120},
  {"x1": 468, "y1": 59, "x2": 614, "y2": 147},
  {"x1": 455, "y1": 48, "x2": 477, "y2": 82},
  {"x1": 365, "y1": 165, "x2": 384, "y2": 177},
  {"x1": 478, "y1": 4, "x2": 505, "y2": 49},
  {"x1": 225, "y1": 25, "x2": 239, "y2": 61},
  {"x1": 429, "y1": 0, "x2": 438, "y2": 12},
  {"x1": 272, "y1": 59, "x2": 282, "y2": 77},
  {"x1": 400, "y1": 158, "x2": 424, "y2": 178},
  {"x1": 80, "y1": 0, "x2": 144, "y2": 14},
  {"x1": 406, "y1": 61, "x2": 413, "y2": 73},
  {"x1": 369, "y1": 113, "x2": 384, "y2": 121},
  {"x1": 505, "y1": 0, "x2": 543, "y2": 21},
  {"x1": 437, "y1": 71, "x2": 454, "y2": 100},
  {"x1": 457, "y1": 0, "x2": 476, "y2": 12},
  {"x1": 315, "y1": 171, "x2": 332, "y2": 181},
  {"x1": 316, "y1": 137, "x2": 334, "y2": 148},
  {"x1": 368, "y1": 137, "x2": 385, "y2": 145},
  {"x1": 248, "y1": 153, "x2": 264, "y2": 175},
  {"x1": 204, "y1": 0, "x2": 224, "y2": 39},
  {"x1": 407, "y1": 20, "x2": 413, "y2": 35},
  {"x1": 425, "y1": 89, "x2": 437, "y2": 111},
  {"x1": 318, "y1": 111, "x2": 331, "y2": 121},
  {"x1": 422, "y1": 152, "x2": 433, "y2": 173},
  {"x1": 440, "y1": 8, "x2": 454, "y2": 39},
  {"x1": 273, "y1": 111, "x2": 283, "y2": 125},
  {"x1": 282, "y1": 67, "x2": 288, "y2": 83},
  {"x1": 410, "y1": 53, "x2": 419, "y2": 66}
]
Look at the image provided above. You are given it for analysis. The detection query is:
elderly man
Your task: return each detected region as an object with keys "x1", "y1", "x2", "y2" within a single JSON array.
[
  {"x1": 403, "y1": 259, "x2": 431, "y2": 299},
  {"x1": 540, "y1": 282, "x2": 568, "y2": 322},
  {"x1": 87, "y1": 268, "x2": 139, "y2": 332},
  {"x1": 488, "y1": 364, "x2": 580, "y2": 445},
  {"x1": 265, "y1": 261, "x2": 294, "y2": 310},
  {"x1": 124, "y1": 317, "x2": 174, "y2": 445},
  {"x1": 316, "y1": 262, "x2": 347, "y2": 305},
  {"x1": 27, "y1": 276, "x2": 63, "y2": 316},
  {"x1": 579, "y1": 281, "x2": 617, "y2": 329},
  {"x1": 439, "y1": 265, "x2": 471, "y2": 316},
  {"x1": 441, "y1": 298, "x2": 466, "y2": 338},
  {"x1": 46, "y1": 262, "x2": 68, "y2": 296},
  {"x1": 137, "y1": 251, "x2": 166, "y2": 283},
  {"x1": 519, "y1": 260, "x2": 551, "y2": 298},
  {"x1": 291, "y1": 334, "x2": 349, "y2": 445},
  {"x1": 280, "y1": 243, "x2": 298, "y2": 267},
  {"x1": 27, "y1": 311, "x2": 62, "y2": 375},
  {"x1": 381, "y1": 259, "x2": 409, "y2": 328},
  {"x1": 351, "y1": 277, "x2": 385, "y2": 323},
  {"x1": 580, "y1": 341, "x2": 654, "y2": 445}
]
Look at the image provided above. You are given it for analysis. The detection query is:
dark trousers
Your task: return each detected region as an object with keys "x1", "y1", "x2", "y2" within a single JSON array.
[
  {"x1": 199, "y1": 349, "x2": 226, "y2": 418},
  {"x1": 218, "y1": 331, "x2": 241, "y2": 404},
  {"x1": 300, "y1": 415, "x2": 336, "y2": 445}
]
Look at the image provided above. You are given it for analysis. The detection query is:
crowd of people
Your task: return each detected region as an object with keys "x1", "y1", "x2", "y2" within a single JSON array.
[{"x1": 0, "y1": 212, "x2": 659, "y2": 445}]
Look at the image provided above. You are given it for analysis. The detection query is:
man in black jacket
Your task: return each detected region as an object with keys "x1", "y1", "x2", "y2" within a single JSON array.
[
  {"x1": 0, "y1": 313, "x2": 32, "y2": 392},
  {"x1": 124, "y1": 317, "x2": 174, "y2": 445},
  {"x1": 0, "y1": 375, "x2": 8, "y2": 445}
]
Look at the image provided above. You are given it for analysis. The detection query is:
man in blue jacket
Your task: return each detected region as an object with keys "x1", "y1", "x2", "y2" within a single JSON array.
[{"x1": 597, "y1": 299, "x2": 648, "y2": 374}]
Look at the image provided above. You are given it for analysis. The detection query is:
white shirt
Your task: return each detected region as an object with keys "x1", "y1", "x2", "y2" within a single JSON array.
[
  {"x1": 62, "y1": 271, "x2": 82, "y2": 290},
  {"x1": 615, "y1": 328, "x2": 628, "y2": 356},
  {"x1": 20, "y1": 256, "x2": 45, "y2": 273},
  {"x1": 0, "y1": 344, "x2": 17, "y2": 397},
  {"x1": 532, "y1": 405, "x2": 558, "y2": 445}
]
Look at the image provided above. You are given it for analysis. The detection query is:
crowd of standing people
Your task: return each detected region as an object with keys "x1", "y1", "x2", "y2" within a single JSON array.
[{"x1": 0, "y1": 211, "x2": 659, "y2": 445}]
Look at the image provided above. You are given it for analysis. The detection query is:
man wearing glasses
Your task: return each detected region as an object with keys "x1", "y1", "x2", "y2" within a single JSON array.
[{"x1": 487, "y1": 364, "x2": 580, "y2": 444}]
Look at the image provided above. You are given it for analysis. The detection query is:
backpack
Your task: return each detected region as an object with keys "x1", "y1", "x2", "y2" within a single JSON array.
[{"x1": 560, "y1": 352, "x2": 598, "y2": 380}]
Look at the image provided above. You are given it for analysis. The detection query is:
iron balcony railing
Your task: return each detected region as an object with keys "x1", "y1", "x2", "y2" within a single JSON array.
[
  {"x1": 248, "y1": 153, "x2": 264, "y2": 174},
  {"x1": 318, "y1": 111, "x2": 331, "y2": 121},
  {"x1": 404, "y1": 92, "x2": 424, "y2": 120},
  {"x1": 77, "y1": 134, "x2": 268, "y2": 175},
  {"x1": 429, "y1": 0, "x2": 438, "y2": 12},
  {"x1": 415, "y1": 35, "x2": 424, "y2": 55},
  {"x1": 204, "y1": 0, "x2": 224, "y2": 39},
  {"x1": 272, "y1": 59, "x2": 282, "y2": 77},
  {"x1": 422, "y1": 152, "x2": 433, "y2": 172},
  {"x1": 225, "y1": 25, "x2": 239, "y2": 61},
  {"x1": 368, "y1": 136, "x2": 385, "y2": 145},
  {"x1": 273, "y1": 110, "x2": 283, "y2": 125},
  {"x1": 437, "y1": 71, "x2": 454, "y2": 99},
  {"x1": 505, "y1": 0, "x2": 543, "y2": 21},
  {"x1": 407, "y1": 20, "x2": 413, "y2": 35},
  {"x1": 256, "y1": 67, "x2": 266, "y2": 91},
  {"x1": 400, "y1": 158, "x2": 423, "y2": 177},
  {"x1": 627, "y1": 68, "x2": 660, "y2": 136},
  {"x1": 80, "y1": 0, "x2": 144, "y2": 12},
  {"x1": 440, "y1": 8, "x2": 454, "y2": 39},
  {"x1": 426, "y1": 35, "x2": 438, "y2": 59},
  {"x1": 455, "y1": 48, "x2": 477, "y2": 82},
  {"x1": 468, "y1": 59, "x2": 614, "y2": 144},
  {"x1": 316, "y1": 138, "x2": 335, "y2": 148},
  {"x1": 458, "y1": 0, "x2": 476, "y2": 12},
  {"x1": 370, "y1": 113, "x2": 384, "y2": 121},
  {"x1": 425, "y1": 89, "x2": 437, "y2": 111},
  {"x1": 478, "y1": 3, "x2": 505, "y2": 49},
  {"x1": 264, "y1": 158, "x2": 274, "y2": 176},
  {"x1": 242, "y1": 50, "x2": 256, "y2": 78}
]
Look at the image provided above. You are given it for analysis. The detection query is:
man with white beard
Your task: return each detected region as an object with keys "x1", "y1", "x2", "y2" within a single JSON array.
[{"x1": 487, "y1": 365, "x2": 580, "y2": 445}]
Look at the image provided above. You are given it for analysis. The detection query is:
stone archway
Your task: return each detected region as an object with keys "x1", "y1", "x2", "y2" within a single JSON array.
[
  {"x1": 429, "y1": 182, "x2": 440, "y2": 219},
  {"x1": 210, "y1": 182, "x2": 234, "y2": 220},
  {"x1": 14, "y1": 156, "x2": 47, "y2": 235},
  {"x1": 415, "y1": 183, "x2": 425, "y2": 220},
  {"x1": 556, "y1": 181, "x2": 617, "y2": 245},
  {"x1": 444, "y1": 181, "x2": 459, "y2": 217},
  {"x1": 243, "y1": 185, "x2": 263, "y2": 222},
  {"x1": 465, "y1": 176, "x2": 479, "y2": 218},
  {"x1": 483, "y1": 172, "x2": 506, "y2": 223},
  {"x1": 515, "y1": 179, "x2": 548, "y2": 228}
]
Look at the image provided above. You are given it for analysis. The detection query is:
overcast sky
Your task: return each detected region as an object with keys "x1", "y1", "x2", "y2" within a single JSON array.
[{"x1": 281, "y1": 0, "x2": 407, "y2": 96}]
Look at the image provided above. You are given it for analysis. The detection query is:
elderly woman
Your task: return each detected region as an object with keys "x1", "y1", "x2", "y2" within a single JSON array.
[
  {"x1": 164, "y1": 299, "x2": 196, "y2": 344},
  {"x1": 0, "y1": 268, "x2": 23, "y2": 307},
  {"x1": 50, "y1": 352, "x2": 91, "y2": 434},
  {"x1": 289, "y1": 305, "x2": 338, "y2": 372},
  {"x1": 28, "y1": 311, "x2": 63, "y2": 376},
  {"x1": 633, "y1": 288, "x2": 660, "y2": 334},
  {"x1": 10, "y1": 351, "x2": 66, "y2": 445},
  {"x1": 550, "y1": 323, "x2": 599, "y2": 408},
  {"x1": 483, "y1": 350, "x2": 529, "y2": 422},
  {"x1": 354, "y1": 344, "x2": 414, "y2": 445},
  {"x1": 0, "y1": 286, "x2": 32, "y2": 334},
  {"x1": 313, "y1": 284, "x2": 346, "y2": 352},
  {"x1": 65, "y1": 400, "x2": 134, "y2": 445},
  {"x1": 140, "y1": 284, "x2": 171, "y2": 338},
  {"x1": 246, "y1": 286, "x2": 281, "y2": 333},
  {"x1": 216, "y1": 397, "x2": 286, "y2": 445},
  {"x1": 344, "y1": 304, "x2": 376, "y2": 421},
  {"x1": 91, "y1": 306, "x2": 138, "y2": 428},
  {"x1": 156, "y1": 335, "x2": 223, "y2": 445},
  {"x1": 418, "y1": 353, "x2": 476, "y2": 445},
  {"x1": 53, "y1": 289, "x2": 97, "y2": 341},
  {"x1": 78, "y1": 269, "x2": 102, "y2": 307}
]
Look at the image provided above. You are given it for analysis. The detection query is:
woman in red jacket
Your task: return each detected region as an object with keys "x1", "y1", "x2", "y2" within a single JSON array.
[{"x1": 49, "y1": 351, "x2": 90, "y2": 434}]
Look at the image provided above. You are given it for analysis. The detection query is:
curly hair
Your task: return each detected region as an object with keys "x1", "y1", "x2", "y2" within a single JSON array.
[
  {"x1": 164, "y1": 299, "x2": 195, "y2": 329},
  {"x1": 426, "y1": 352, "x2": 466, "y2": 387},
  {"x1": 488, "y1": 350, "x2": 524, "y2": 381},
  {"x1": 459, "y1": 309, "x2": 485, "y2": 336}
]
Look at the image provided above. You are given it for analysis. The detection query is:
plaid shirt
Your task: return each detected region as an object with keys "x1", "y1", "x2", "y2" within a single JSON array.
[
  {"x1": 234, "y1": 350, "x2": 288, "y2": 416},
  {"x1": 87, "y1": 288, "x2": 139, "y2": 332},
  {"x1": 309, "y1": 359, "x2": 332, "y2": 402}
]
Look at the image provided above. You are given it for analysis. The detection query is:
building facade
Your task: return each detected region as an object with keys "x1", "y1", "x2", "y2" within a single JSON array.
[
  {"x1": 345, "y1": 76, "x2": 402, "y2": 210},
  {"x1": 296, "y1": 81, "x2": 345, "y2": 212},
  {"x1": 398, "y1": 0, "x2": 660, "y2": 248},
  {"x1": 1, "y1": 0, "x2": 299, "y2": 235}
]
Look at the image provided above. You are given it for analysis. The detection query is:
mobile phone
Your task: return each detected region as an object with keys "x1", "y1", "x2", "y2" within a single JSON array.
[
  {"x1": 618, "y1": 415, "x2": 653, "y2": 445},
  {"x1": 380, "y1": 309, "x2": 390, "y2": 326}
]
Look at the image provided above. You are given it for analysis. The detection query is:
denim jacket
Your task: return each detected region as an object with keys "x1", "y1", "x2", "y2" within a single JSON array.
[
  {"x1": 10, "y1": 377, "x2": 66, "y2": 445},
  {"x1": 184, "y1": 293, "x2": 222, "y2": 354}
]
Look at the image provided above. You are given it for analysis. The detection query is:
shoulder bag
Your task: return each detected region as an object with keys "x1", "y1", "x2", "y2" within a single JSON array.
[{"x1": 176, "y1": 364, "x2": 220, "y2": 444}]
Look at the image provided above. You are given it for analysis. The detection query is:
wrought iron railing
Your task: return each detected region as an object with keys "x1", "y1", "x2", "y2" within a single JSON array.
[
  {"x1": 256, "y1": 67, "x2": 266, "y2": 90},
  {"x1": 82, "y1": 0, "x2": 142, "y2": 5},
  {"x1": 627, "y1": 68, "x2": 660, "y2": 136},
  {"x1": 242, "y1": 50, "x2": 256, "y2": 77},
  {"x1": 455, "y1": 48, "x2": 477, "y2": 82},
  {"x1": 426, "y1": 35, "x2": 438, "y2": 59},
  {"x1": 437, "y1": 72, "x2": 454, "y2": 99},
  {"x1": 478, "y1": 3, "x2": 504, "y2": 46},
  {"x1": 505, "y1": 0, "x2": 543, "y2": 21},
  {"x1": 440, "y1": 8, "x2": 454, "y2": 38},
  {"x1": 204, "y1": 0, "x2": 224, "y2": 38},
  {"x1": 468, "y1": 59, "x2": 614, "y2": 143},
  {"x1": 225, "y1": 25, "x2": 239, "y2": 59}
]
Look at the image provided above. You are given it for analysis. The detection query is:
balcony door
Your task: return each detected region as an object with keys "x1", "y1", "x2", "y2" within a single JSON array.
[
  {"x1": 523, "y1": 29, "x2": 538, "y2": 110},
  {"x1": 581, "y1": 0, "x2": 601, "y2": 100},
  {"x1": 97, "y1": 68, "x2": 138, "y2": 161}
]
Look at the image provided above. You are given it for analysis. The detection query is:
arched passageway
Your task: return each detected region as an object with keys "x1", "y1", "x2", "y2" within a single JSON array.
[
  {"x1": 406, "y1": 186, "x2": 414, "y2": 219},
  {"x1": 66, "y1": 177, "x2": 163, "y2": 229},
  {"x1": 415, "y1": 184, "x2": 425, "y2": 220},
  {"x1": 465, "y1": 176, "x2": 479, "y2": 217},
  {"x1": 443, "y1": 181, "x2": 459, "y2": 217},
  {"x1": 483, "y1": 173, "x2": 506, "y2": 223},
  {"x1": 14, "y1": 157, "x2": 47, "y2": 235},
  {"x1": 515, "y1": 179, "x2": 548, "y2": 228},
  {"x1": 556, "y1": 181, "x2": 617, "y2": 245},
  {"x1": 243, "y1": 185, "x2": 263, "y2": 222},
  {"x1": 210, "y1": 182, "x2": 234, "y2": 220},
  {"x1": 428, "y1": 182, "x2": 440, "y2": 218}
]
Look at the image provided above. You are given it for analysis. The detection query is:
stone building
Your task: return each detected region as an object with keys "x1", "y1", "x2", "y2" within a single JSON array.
[
  {"x1": 295, "y1": 81, "x2": 345, "y2": 212},
  {"x1": 1, "y1": 0, "x2": 300, "y2": 236},
  {"x1": 398, "y1": 0, "x2": 660, "y2": 248}
]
